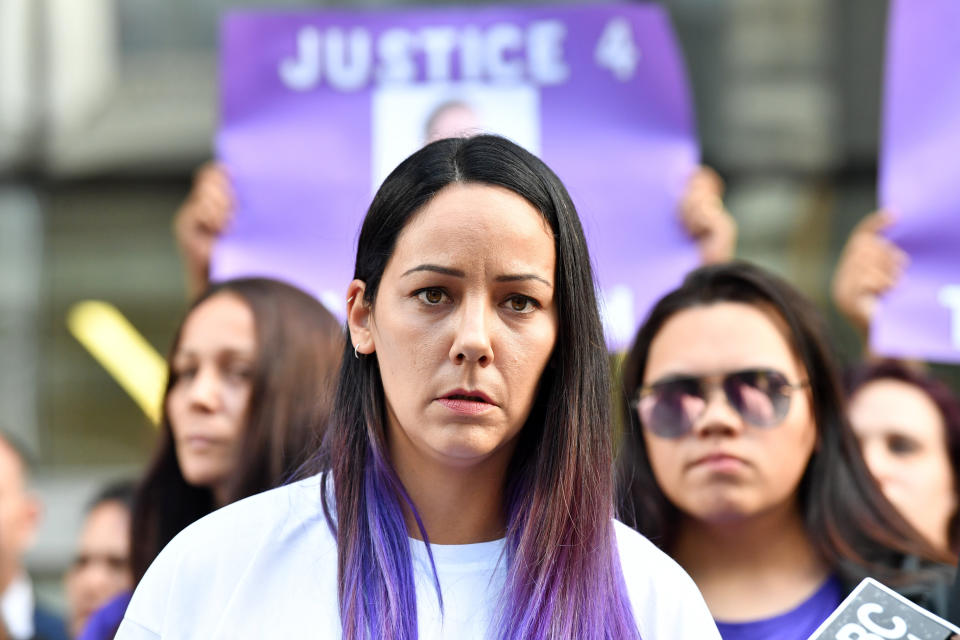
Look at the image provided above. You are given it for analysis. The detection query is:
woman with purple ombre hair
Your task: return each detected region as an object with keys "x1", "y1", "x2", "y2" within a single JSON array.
[{"x1": 115, "y1": 135, "x2": 721, "y2": 639}]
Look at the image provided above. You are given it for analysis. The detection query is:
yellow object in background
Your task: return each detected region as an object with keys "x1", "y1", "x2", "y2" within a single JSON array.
[{"x1": 67, "y1": 300, "x2": 168, "y2": 426}]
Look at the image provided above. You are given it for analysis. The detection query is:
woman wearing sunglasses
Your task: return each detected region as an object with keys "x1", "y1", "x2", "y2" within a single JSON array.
[{"x1": 617, "y1": 261, "x2": 953, "y2": 640}]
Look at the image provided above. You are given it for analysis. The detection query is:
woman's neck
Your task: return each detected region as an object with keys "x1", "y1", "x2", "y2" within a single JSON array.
[
  {"x1": 211, "y1": 482, "x2": 232, "y2": 510},
  {"x1": 671, "y1": 502, "x2": 830, "y2": 622},
  {"x1": 392, "y1": 453, "x2": 512, "y2": 545}
]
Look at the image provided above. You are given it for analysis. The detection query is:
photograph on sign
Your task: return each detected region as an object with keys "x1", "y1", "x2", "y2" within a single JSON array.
[{"x1": 371, "y1": 82, "x2": 541, "y2": 192}]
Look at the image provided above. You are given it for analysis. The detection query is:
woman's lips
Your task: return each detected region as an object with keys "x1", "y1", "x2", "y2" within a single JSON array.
[
  {"x1": 436, "y1": 397, "x2": 495, "y2": 415},
  {"x1": 690, "y1": 453, "x2": 747, "y2": 473},
  {"x1": 183, "y1": 435, "x2": 220, "y2": 449},
  {"x1": 436, "y1": 388, "x2": 497, "y2": 415}
]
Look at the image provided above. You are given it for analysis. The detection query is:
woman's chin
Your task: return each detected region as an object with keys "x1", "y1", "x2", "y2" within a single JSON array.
[
  {"x1": 421, "y1": 434, "x2": 519, "y2": 471},
  {"x1": 682, "y1": 496, "x2": 758, "y2": 525},
  {"x1": 180, "y1": 467, "x2": 224, "y2": 492}
]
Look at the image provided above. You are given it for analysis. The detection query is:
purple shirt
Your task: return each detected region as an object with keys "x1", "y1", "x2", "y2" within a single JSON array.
[
  {"x1": 715, "y1": 576, "x2": 843, "y2": 640},
  {"x1": 77, "y1": 590, "x2": 132, "y2": 640}
]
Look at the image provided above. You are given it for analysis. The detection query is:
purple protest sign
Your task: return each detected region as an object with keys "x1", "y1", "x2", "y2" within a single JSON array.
[
  {"x1": 873, "y1": 0, "x2": 960, "y2": 363},
  {"x1": 213, "y1": 3, "x2": 698, "y2": 349}
]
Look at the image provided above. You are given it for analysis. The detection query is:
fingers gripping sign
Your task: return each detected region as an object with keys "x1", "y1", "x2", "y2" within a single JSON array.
[
  {"x1": 831, "y1": 211, "x2": 908, "y2": 335},
  {"x1": 173, "y1": 163, "x2": 234, "y2": 299},
  {"x1": 678, "y1": 166, "x2": 737, "y2": 265}
]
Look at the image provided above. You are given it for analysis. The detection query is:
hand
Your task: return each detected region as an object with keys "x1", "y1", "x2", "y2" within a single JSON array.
[
  {"x1": 173, "y1": 163, "x2": 233, "y2": 299},
  {"x1": 831, "y1": 210, "x2": 908, "y2": 335},
  {"x1": 679, "y1": 166, "x2": 737, "y2": 265}
]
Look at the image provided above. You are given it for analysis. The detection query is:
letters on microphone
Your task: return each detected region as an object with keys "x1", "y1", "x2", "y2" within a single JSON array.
[{"x1": 808, "y1": 578, "x2": 960, "y2": 640}]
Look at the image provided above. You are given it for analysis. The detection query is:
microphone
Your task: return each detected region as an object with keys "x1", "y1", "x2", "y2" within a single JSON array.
[{"x1": 807, "y1": 577, "x2": 960, "y2": 640}]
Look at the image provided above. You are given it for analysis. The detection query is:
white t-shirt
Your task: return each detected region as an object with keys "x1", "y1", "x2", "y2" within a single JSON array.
[
  {"x1": 116, "y1": 475, "x2": 719, "y2": 639},
  {"x1": 1, "y1": 573, "x2": 36, "y2": 640}
]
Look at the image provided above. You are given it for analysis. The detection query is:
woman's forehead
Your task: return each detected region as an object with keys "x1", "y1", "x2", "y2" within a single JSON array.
[
  {"x1": 645, "y1": 301, "x2": 805, "y2": 378},
  {"x1": 176, "y1": 292, "x2": 257, "y2": 355},
  {"x1": 388, "y1": 183, "x2": 555, "y2": 277}
]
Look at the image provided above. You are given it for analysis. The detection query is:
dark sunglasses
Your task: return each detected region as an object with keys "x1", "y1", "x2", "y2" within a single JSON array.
[{"x1": 633, "y1": 368, "x2": 809, "y2": 439}]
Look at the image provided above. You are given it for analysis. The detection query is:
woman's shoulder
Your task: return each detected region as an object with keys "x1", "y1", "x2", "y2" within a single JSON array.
[
  {"x1": 612, "y1": 519, "x2": 703, "y2": 589},
  {"x1": 612, "y1": 520, "x2": 722, "y2": 639},
  {"x1": 613, "y1": 519, "x2": 680, "y2": 568},
  {"x1": 117, "y1": 474, "x2": 339, "y2": 639},
  {"x1": 143, "y1": 473, "x2": 331, "y2": 564},
  {"x1": 177, "y1": 473, "x2": 328, "y2": 542}
]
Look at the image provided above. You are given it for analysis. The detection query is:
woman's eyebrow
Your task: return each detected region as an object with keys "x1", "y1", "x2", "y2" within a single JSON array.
[
  {"x1": 217, "y1": 348, "x2": 256, "y2": 360},
  {"x1": 495, "y1": 273, "x2": 552, "y2": 288},
  {"x1": 401, "y1": 264, "x2": 552, "y2": 288},
  {"x1": 401, "y1": 264, "x2": 465, "y2": 278}
]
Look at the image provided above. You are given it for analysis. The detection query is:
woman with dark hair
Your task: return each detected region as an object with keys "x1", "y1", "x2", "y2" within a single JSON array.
[
  {"x1": 66, "y1": 481, "x2": 135, "y2": 638},
  {"x1": 848, "y1": 360, "x2": 960, "y2": 558},
  {"x1": 617, "y1": 261, "x2": 953, "y2": 640},
  {"x1": 81, "y1": 277, "x2": 342, "y2": 639},
  {"x1": 131, "y1": 276, "x2": 343, "y2": 580},
  {"x1": 115, "y1": 135, "x2": 719, "y2": 639}
]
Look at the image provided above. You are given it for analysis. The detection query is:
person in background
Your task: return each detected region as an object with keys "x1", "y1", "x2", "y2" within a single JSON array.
[
  {"x1": 847, "y1": 360, "x2": 960, "y2": 559},
  {"x1": 0, "y1": 432, "x2": 69, "y2": 640},
  {"x1": 79, "y1": 277, "x2": 343, "y2": 639},
  {"x1": 65, "y1": 482, "x2": 134, "y2": 639},
  {"x1": 832, "y1": 211, "x2": 960, "y2": 559},
  {"x1": 134, "y1": 276, "x2": 343, "y2": 576},
  {"x1": 618, "y1": 262, "x2": 953, "y2": 640},
  {"x1": 681, "y1": 187, "x2": 960, "y2": 564}
]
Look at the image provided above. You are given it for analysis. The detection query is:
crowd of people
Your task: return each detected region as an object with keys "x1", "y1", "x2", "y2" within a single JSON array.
[{"x1": 1, "y1": 134, "x2": 958, "y2": 639}]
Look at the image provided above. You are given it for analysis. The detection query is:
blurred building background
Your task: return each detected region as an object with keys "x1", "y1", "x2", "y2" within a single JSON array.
[{"x1": 1, "y1": 0, "x2": 955, "y2": 613}]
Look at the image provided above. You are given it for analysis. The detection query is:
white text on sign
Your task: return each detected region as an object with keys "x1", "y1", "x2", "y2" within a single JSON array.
[
  {"x1": 280, "y1": 22, "x2": 569, "y2": 90},
  {"x1": 278, "y1": 18, "x2": 641, "y2": 91},
  {"x1": 938, "y1": 284, "x2": 960, "y2": 349},
  {"x1": 835, "y1": 603, "x2": 921, "y2": 640}
]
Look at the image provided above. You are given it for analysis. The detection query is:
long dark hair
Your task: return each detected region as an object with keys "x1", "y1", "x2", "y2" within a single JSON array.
[
  {"x1": 617, "y1": 262, "x2": 951, "y2": 586},
  {"x1": 319, "y1": 135, "x2": 638, "y2": 639},
  {"x1": 131, "y1": 277, "x2": 343, "y2": 582},
  {"x1": 848, "y1": 359, "x2": 960, "y2": 555}
]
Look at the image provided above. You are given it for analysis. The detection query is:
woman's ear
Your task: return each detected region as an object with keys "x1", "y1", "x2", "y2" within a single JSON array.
[{"x1": 346, "y1": 280, "x2": 375, "y2": 355}]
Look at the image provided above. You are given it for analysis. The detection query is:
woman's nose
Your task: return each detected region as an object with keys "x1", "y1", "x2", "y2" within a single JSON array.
[
  {"x1": 860, "y1": 439, "x2": 895, "y2": 485},
  {"x1": 187, "y1": 366, "x2": 221, "y2": 411},
  {"x1": 692, "y1": 385, "x2": 744, "y2": 437},
  {"x1": 449, "y1": 298, "x2": 493, "y2": 366}
]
